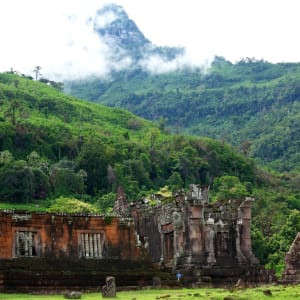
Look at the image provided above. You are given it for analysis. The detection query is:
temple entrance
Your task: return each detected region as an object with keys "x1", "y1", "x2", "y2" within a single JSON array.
[
  {"x1": 164, "y1": 232, "x2": 174, "y2": 262},
  {"x1": 216, "y1": 231, "x2": 229, "y2": 256}
]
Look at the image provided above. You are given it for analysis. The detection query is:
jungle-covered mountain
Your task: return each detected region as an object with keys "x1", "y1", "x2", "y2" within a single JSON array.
[
  {"x1": 0, "y1": 72, "x2": 259, "y2": 202},
  {"x1": 0, "y1": 72, "x2": 299, "y2": 275},
  {"x1": 65, "y1": 4, "x2": 300, "y2": 173}
]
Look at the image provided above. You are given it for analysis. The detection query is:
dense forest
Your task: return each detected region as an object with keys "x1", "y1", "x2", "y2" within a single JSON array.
[
  {"x1": 0, "y1": 72, "x2": 299, "y2": 275},
  {"x1": 66, "y1": 57, "x2": 300, "y2": 173}
]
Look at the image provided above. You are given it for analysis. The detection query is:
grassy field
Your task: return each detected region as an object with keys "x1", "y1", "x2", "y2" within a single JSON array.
[{"x1": 0, "y1": 285, "x2": 300, "y2": 300}]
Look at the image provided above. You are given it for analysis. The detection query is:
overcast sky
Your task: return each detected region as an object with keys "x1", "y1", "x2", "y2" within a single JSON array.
[{"x1": 1, "y1": 0, "x2": 300, "y2": 79}]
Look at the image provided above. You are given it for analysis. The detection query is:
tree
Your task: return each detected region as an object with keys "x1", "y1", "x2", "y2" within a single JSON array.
[
  {"x1": 49, "y1": 160, "x2": 85, "y2": 197},
  {"x1": 167, "y1": 171, "x2": 183, "y2": 191},
  {"x1": 4, "y1": 99, "x2": 21, "y2": 125},
  {"x1": 107, "y1": 164, "x2": 117, "y2": 190},
  {"x1": 0, "y1": 160, "x2": 35, "y2": 203},
  {"x1": 213, "y1": 175, "x2": 249, "y2": 200},
  {"x1": 77, "y1": 140, "x2": 114, "y2": 195},
  {"x1": 266, "y1": 210, "x2": 300, "y2": 275},
  {"x1": 96, "y1": 192, "x2": 116, "y2": 212},
  {"x1": 33, "y1": 66, "x2": 42, "y2": 80},
  {"x1": 0, "y1": 150, "x2": 14, "y2": 165}
]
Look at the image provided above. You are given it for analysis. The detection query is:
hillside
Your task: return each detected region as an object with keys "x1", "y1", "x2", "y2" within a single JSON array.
[
  {"x1": 1, "y1": 72, "x2": 300, "y2": 275},
  {"x1": 66, "y1": 57, "x2": 300, "y2": 173},
  {"x1": 0, "y1": 72, "x2": 258, "y2": 202},
  {"x1": 62, "y1": 4, "x2": 300, "y2": 173}
]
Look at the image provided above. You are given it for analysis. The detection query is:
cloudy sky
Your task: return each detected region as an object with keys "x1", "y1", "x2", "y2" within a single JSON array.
[{"x1": 0, "y1": 0, "x2": 300, "y2": 79}]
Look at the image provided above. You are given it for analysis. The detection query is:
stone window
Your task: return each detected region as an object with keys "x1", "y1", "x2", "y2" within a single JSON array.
[
  {"x1": 15, "y1": 231, "x2": 38, "y2": 257},
  {"x1": 79, "y1": 233, "x2": 105, "y2": 258}
]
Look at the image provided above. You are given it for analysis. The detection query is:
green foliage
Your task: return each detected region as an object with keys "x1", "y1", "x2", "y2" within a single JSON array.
[
  {"x1": 66, "y1": 58, "x2": 300, "y2": 172},
  {"x1": 213, "y1": 175, "x2": 249, "y2": 200},
  {"x1": 266, "y1": 210, "x2": 300, "y2": 274},
  {"x1": 0, "y1": 160, "x2": 34, "y2": 203},
  {"x1": 49, "y1": 160, "x2": 85, "y2": 197},
  {"x1": 167, "y1": 171, "x2": 184, "y2": 191},
  {"x1": 104, "y1": 215, "x2": 113, "y2": 224},
  {"x1": 2, "y1": 285, "x2": 300, "y2": 299},
  {"x1": 96, "y1": 192, "x2": 116, "y2": 212},
  {"x1": 48, "y1": 196, "x2": 99, "y2": 213},
  {"x1": 1, "y1": 72, "x2": 300, "y2": 274}
]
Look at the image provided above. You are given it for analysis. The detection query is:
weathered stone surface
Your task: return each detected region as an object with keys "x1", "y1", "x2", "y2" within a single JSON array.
[
  {"x1": 281, "y1": 232, "x2": 300, "y2": 284},
  {"x1": 113, "y1": 186, "x2": 130, "y2": 217},
  {"x1": 102, "y1": 276, "x2": 116, "y2": 298},
  {"x1": 0, "y1": 257, "x2": 173, "y2": 292},
  {"x1": 0, "y1": 183, "x2": 268, "y2": 289},
  {"x1": 152, "y1": 276, "x2": 161, "y2": 287},
  {"x1": 131, "y1": 185, "x2": 265, "y2": 284},
  {"x1": 0, "y1": 211, "x2": 139, "y2": 260}
]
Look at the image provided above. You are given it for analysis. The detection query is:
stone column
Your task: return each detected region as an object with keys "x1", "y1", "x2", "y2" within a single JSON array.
[
  {"x1": 206, "y1": 217, "x2": 216, "y2": 265},
  {"x1": 160, "y1": 230, "x2": 165, "y2": 265},
  {"x1": 172, "y1": 210, "x2": 184, "y2": 267},
  {"x1": 235, "y1": 218, "x2": 247, "y2": 264},
  {"x1": 187, "y1": 205, "x2": 204, "y2": 255},
  {"x1": 239, "y1": 198, "x2": 259, "y2": 264}
]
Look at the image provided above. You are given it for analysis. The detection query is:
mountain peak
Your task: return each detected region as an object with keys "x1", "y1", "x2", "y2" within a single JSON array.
[{"x1": 94, "y1": 3, "x2": 150, "y2": 54}]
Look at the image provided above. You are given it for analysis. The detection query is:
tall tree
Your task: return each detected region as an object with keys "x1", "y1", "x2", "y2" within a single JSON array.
[{"x1": 33, "y1": 66, "x2": 42, "y2": 80}]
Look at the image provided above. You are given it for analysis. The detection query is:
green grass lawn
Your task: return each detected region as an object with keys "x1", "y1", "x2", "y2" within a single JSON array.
[{"x1": 0, "y1": 285, "x2": 300, "y2": 300}]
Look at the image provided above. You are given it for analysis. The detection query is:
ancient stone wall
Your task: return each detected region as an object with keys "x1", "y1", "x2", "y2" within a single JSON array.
[
  {"x1": 127, "y1": 185, "x2": 265, "y2": 284},
  {"x1": 0, "y1": 184, "x2": 268, "y2": 289},
  {"x1": 0, "y1": 211, "x2": 139, "y2": 260},
  {"x1": 0, "y1": 210, "x2": 166, "y2": 291}
]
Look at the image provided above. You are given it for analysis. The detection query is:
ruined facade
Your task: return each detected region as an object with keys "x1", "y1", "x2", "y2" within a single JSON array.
[
  {"x1": 115, "y1": 184, "x2": 265, "y2": 285},
  {"x1": 0, "y1": 185, "x2": 266, "y2": 290},
  {"x1": 0, "y1": 210, "x2": 158, "y2": 291},
  {"x1": 281, "y1": 232, "x2": 300, "y2": 284}
]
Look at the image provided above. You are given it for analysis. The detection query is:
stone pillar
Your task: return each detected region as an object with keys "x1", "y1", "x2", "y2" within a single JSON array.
[
  {"x1": 160, "y1": 230, "x2": 165, "y2": 265},
  {"x1": 239, "y1": 198, "x2": 259, "y2": 264},
  {"x1": 206, "y1": 217, "x2": 216, "y2": 265},
  {"x1": 235, "y1": 218, "x2": 247, "y2": 264},
  {"x1": 172, "y1": 210, "x2": 184, "y2": 267},
  {"x1": 187, "y1": 205, "x2": 204, "y2": 255}
]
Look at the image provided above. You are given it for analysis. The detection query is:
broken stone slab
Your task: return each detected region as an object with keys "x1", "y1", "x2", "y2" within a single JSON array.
[
  {"x1": 102, "y1": 276, "x2": 116, "y2": 298},
  {"x1": 152, "y1": 276, "x2": 161, "y2": 287}
]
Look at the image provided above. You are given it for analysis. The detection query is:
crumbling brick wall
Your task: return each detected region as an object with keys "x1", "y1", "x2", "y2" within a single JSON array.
[{"x1": 0, "y1": 211, "x2": 139, "y2": 260}]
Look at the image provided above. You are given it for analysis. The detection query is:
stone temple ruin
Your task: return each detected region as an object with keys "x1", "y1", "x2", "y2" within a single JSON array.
[
  {"x1": 0, "y1": 184, "x2": 267, "y2": 291},
  {"x1": 115, "y1": 184, "x2": 266, "y2": 286},
  {"x1": 281, "y1": 232, "x2": 300, "y2": 284}
]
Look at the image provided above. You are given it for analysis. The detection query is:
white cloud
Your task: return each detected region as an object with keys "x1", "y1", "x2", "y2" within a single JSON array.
[
  {"x1": 139, "y1": 51, "x2": 213, "y2": 74},
  {"x1": 0, "y1": 0, "x2": 300, "y2": 80},
  {"x1": 94, "y1": 10, "x2": 117, "y2": 29}
]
